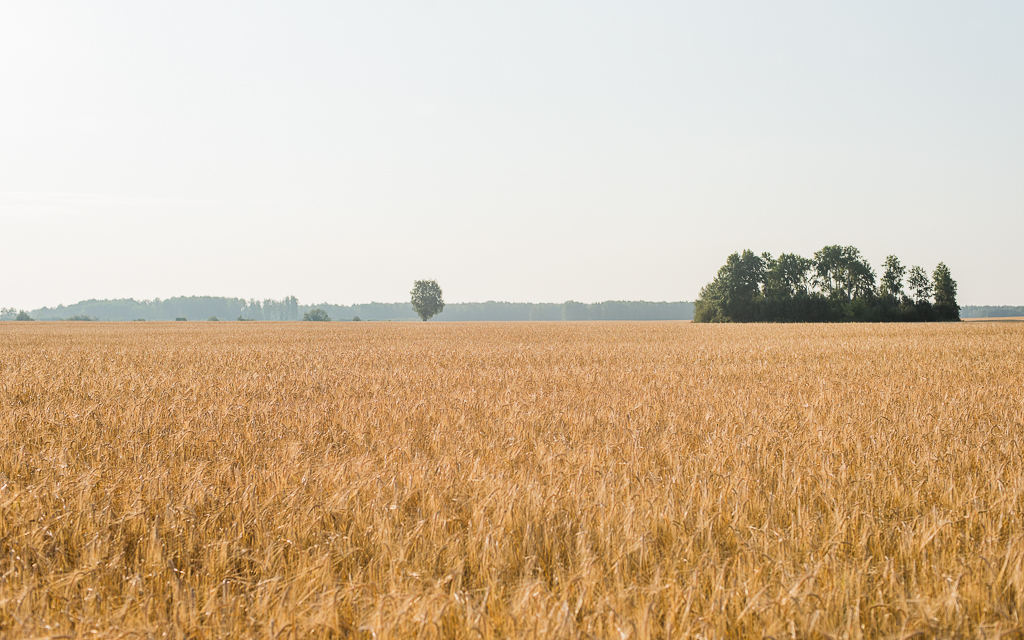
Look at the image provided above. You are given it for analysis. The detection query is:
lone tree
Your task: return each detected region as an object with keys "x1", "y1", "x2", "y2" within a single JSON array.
[
  {"x1": 303, "y1": 308, "x2": 331, "y2": 322},
  {"x1": 411, "y1": 279, "x2": 444, "y2": 321},
  {"x1": 16, "y1": 311, "x2": 32, "y2": 321}
]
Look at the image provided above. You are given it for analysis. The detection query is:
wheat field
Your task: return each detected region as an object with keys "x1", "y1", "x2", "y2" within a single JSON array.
[{"x1": 1, "y1": 321, "x2": 1022, "y2": 638}]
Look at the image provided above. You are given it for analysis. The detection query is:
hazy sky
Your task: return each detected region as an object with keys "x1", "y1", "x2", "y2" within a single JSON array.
[{"x1": 2, "y1": 2, "x2": 1022, "y2": 309}]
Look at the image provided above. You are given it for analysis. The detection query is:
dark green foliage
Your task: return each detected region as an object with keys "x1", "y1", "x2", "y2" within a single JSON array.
[
  {"x1": 411, "y1": 280, "x2": 445, "y2": 322},
  {"x1": 352, "y1": 316, "x2": 361, "y2": 322},
  {"x1": 207, "y1": 316, "x2": 219, "y2": 322},
  {"x1": 880, "y1": 255, "x2": 906, "y2": 301},
  {"x1": 66, "y1": 315, "x2": 97, "y2": 321},
  {"x1": 907, "y1": 266, "x2": 932, "y2": 303},
  {"x1": 175, "y1": 317, "x2": 187, "y2": 321},
  {"x1": 16, "y1": 311, "x2": 32, "y2": 321},
  {"x1": 693, "y1": 250, "x2": 765, "y2": 323},
  {"x1": 302, "y1": 308, "x2": 331, "y2": 322},
  {"x1": 763, "y1": 253, "x2": 814, "y2": 300},
  {"x1": 813, "y1": 245, "x2": 876, "y2": 301},
  {"x1": 694, "y1": 246, "x2": 959, "y2": 323},
  {"x1": 932, "y1": 263, "x2": 960, "y2": 321}
]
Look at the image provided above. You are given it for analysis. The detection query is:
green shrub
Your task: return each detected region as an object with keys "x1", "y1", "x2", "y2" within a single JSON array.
[{"x1": 303, "y1": 308, "x2": 331, "y2": 322}]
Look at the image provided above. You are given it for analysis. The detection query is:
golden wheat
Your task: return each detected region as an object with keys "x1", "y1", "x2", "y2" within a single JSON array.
[{"x1": 1, "y1": 321, "x2": 1022, "y2": 638}]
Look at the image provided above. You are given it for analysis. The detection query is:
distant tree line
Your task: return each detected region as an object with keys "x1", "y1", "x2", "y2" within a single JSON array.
[
  {"x1": 9, "y1": 298, "x2": 696, "y2": 322},
  {"x1": 694, "y1": 245, "x2": 960, "y2": 323},
  {"x1": 960, "y1": 306, "x2": 1024, "y2": 318},
  {"x1": 239, "y1": 296, "x2": 300, "y2": 321},
  {"x1": 6, "y1": 295, "x2": 1023, "y2": 324},
  {"x1": 559, "y1": 301, "x2": 695, "y2": 321},
  {"x1": 0, "y1": 308, "x2": 34, "y2": 321},
  {"x1": 312, "y1": 300, "x2": 696, "y2": 322},
  {"x1": 17, "y1": 296, "x2": 302, "y2": 322}
]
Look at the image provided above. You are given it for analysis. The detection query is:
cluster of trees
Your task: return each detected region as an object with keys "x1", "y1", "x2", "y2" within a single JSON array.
[{"x1": 694, "y1": 245, "x2": 959, "y2": 323}]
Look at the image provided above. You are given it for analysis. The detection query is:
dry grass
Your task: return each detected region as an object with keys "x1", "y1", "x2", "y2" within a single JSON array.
[{"x1": 1, "y1": 321, "x2": 1023, "y2": 639}]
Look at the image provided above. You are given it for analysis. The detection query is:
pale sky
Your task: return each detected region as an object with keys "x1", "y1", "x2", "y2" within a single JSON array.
[{"x1": 2, "y1": 2, "x2": 1022, "y2": 309}]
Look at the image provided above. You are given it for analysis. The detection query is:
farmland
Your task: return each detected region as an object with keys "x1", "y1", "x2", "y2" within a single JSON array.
[{"x1": 1, "y1": 322, "x2": 1023, "y2": 638}]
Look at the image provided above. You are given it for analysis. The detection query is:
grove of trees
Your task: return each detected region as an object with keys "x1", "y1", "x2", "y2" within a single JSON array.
[{"x1": 694, "y1": 246, "x2": 960, "y2": 323}]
